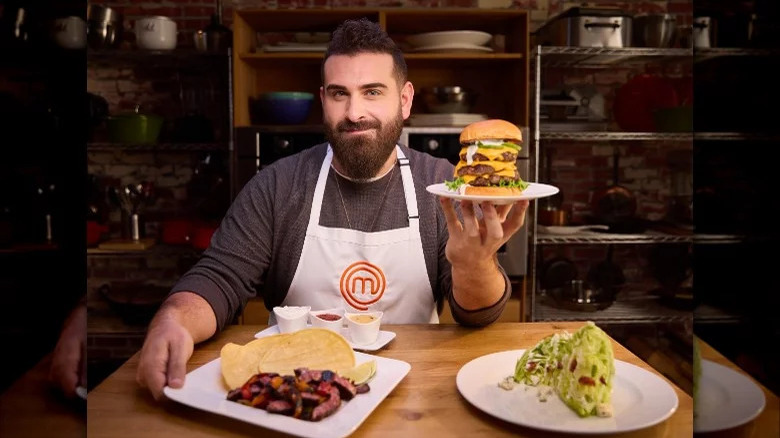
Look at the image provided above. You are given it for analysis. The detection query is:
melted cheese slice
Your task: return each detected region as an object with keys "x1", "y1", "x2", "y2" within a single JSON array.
[{"x1": 460, "y1": 145, "x2": 517, "y2": 163}]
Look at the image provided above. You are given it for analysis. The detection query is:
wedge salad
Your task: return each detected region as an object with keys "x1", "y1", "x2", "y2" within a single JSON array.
[{"x1": 508, "y1": 322, "x2": 616, "y2": 418}]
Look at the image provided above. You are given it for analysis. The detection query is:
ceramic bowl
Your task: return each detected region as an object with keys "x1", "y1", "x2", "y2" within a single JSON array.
[
  {"x1": 344, "y1": 311, "x2": 383, "y2": 345},
  {"x1": 273, "y1": 305, "x2": 310, "y2": 333},
  {"x1": 309, "y1": 308, "x2": 344, "y2": 333}
]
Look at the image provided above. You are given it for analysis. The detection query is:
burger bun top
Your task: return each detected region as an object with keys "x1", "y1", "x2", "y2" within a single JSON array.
[{"x1": 459, "y1": 119, "x2": 522, "y2": 145}]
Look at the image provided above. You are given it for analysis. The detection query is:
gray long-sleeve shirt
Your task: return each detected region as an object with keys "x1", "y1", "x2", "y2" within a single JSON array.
[{"x1": 171, "y1": 143, "x2": 511, "y2": 330}]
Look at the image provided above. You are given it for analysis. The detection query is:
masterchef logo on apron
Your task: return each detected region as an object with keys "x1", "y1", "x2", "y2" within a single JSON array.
[{"x1": 340, "y1": 261, "x2": 386, "y2": 310}]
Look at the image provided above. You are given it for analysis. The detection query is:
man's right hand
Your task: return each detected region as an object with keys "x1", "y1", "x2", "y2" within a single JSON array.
[
  {"x1": 135, "y1": 291, "x2": 217, "y2": 400},
  {"x1": 136, "y1": 315, "x2": 195, "y2": 400}
]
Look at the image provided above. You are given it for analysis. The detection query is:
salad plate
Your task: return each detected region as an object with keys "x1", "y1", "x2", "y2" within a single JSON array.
[
  {"x1": 426, "y1": 182, "x2": 559, "y2": 205},
  {"x1": 694, "y1": 359, "x2": 766, "y2": 432},
  {"x1": 456, "y1": 349, "x2": 679, "y2": 434}
]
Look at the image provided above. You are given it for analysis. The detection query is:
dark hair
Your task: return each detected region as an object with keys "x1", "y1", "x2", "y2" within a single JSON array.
[{"x1": 322, "y1": 17, "x2": 408, "y2": 86}]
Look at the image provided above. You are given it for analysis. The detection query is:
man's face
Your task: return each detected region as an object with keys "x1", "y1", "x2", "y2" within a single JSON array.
[{"x1": 320, "y1": 53, "x2": 413, "y2": 180}]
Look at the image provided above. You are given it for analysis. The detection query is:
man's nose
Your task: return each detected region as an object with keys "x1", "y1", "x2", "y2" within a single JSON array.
[{"x1": 345, "y1": 96, "x2": 366, "y2": 121}]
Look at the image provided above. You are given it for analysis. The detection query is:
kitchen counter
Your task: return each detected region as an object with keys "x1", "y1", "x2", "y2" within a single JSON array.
[
  {"x1": 0, "y1": 354, "x2": 85, "y2": 437},
  {"x1": 87, "y1": 322, "x2": 692, "y2": 437}
]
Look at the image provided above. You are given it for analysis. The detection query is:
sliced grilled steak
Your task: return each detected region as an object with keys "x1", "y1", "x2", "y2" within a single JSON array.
[
  {"x1": 266, "y1": 400, "x2": 294, "y2": 415},
  {"x1": 310, "y1": 386, "x2": 341, "y2": 421},
  {"x1": 300, "y1": 391, "x2": 323, "y2": 406},
  {"x1": 331, "y1": 375, "x2": 357, "y2": 400},
  {"x1": 355, "y1": 383, "x2": 370, "y2": 394}
]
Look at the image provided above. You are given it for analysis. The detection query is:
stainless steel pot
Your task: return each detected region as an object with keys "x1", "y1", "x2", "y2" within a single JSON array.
[
  {"x1": 693, "y1": 16, "x2": 715, "y2": 48},
  {"x1": 632, "y1": 14, "x2": 677, "y2": 47},
  {"x1": 193, "y1": 14, "x2": 231, "y2": 52},
  {"x1": 87, "y1": 4, "x2": 123, "y2": 49}
]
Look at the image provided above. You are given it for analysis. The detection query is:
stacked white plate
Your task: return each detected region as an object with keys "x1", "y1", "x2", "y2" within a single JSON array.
[
  {"x1": 406, "y1": 30, "x2": 494, "y2": 53},
  {"x1": 407, "y1": 113, "x2": 488, "y2": 127}
]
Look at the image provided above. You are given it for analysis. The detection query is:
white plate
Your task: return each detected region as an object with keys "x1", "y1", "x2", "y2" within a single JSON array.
[
  {"x1": 694, "y1": 359, "x2": 766, "y2": 432},
  {"x1": 261, "y1": 44, "x2": 327, "y2": 52},
  {"x1": 164, "y1": 352, "x2": 410, "y2": 438},
  {"x1": 410, "y1": 43, "x2": 494, "y2": 53},
  {"x1": 426, "y1": 182, "x2": 560, "y2": 205},
  {"x1": 406, "y1": 30, "x2": 492, "y2": 47},
  {"x1": 254, "y1": 325, "x2": 397, "y2": 352},
  {"x1": 456, "y1": 349, "x2": 679, "y2": 434}
]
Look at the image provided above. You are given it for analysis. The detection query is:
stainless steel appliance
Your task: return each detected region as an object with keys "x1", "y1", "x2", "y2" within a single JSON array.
[
  {"x1": 534, "y1": 7, "x2": 633, "y2": 48},
  {"x1": 233, "y1": 126, "x2": 325, "y2": 195},
  {"x1": 400, "y1": 126, "x2": 530, "y2": 276}
]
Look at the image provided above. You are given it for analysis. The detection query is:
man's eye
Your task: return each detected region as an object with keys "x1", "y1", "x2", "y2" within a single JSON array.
[
  {"x1": 366, "y1": 89, "x2": 381, "y2": 96},
  {"x1": 332, "y1": 90, "x2": 347, "y2": 97}
]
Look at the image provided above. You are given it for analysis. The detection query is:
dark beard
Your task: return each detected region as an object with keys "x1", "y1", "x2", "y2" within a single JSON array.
[{"x1": 325, "y1": 111, "x2": 403, "y2": 180}]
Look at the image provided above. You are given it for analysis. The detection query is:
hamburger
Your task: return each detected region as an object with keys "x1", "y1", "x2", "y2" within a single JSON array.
[{"x1": 446, "y1": 119, "x2": 528, "y2": 196}]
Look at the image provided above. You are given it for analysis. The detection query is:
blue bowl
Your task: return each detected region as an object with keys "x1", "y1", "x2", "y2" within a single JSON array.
[{"x1": 250, "y1": 92, "x2": 314, "y2": 125}]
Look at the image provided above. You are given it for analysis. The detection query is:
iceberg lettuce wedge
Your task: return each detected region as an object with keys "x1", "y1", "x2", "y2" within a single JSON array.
[{"x1": 513, "y1": 322, "x2": 615, "y2": 418}]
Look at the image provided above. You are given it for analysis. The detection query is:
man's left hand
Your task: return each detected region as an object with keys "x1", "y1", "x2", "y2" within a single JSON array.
[{"x1": 440, "y1": 197, "x2": 530, "y2": 267}]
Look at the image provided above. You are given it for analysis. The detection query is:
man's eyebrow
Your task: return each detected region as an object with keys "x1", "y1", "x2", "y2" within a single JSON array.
[
  {"x1": 324, "y1": 83, "x2": 388, "y2": 92},
  {"x1": 360, "y1": 82, "x2": 388, "y2": 90},
  {"x1": 325, "y1": 84, "x2": 348, "y2": 92}
]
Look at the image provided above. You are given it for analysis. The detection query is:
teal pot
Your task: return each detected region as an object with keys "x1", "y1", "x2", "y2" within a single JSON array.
[{"x1": 107, "y1": 109, "x2": 164, "y2": 144}]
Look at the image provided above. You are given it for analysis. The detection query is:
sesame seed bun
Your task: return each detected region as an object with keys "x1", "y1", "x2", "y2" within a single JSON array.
[{"x1": 459, "y1": 119, "x2": 523, "y2": 145}]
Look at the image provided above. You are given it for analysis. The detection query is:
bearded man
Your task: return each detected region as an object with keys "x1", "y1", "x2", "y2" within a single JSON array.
[{"x1": 136, "y1": 18, "x2": 530, "y2": 400}]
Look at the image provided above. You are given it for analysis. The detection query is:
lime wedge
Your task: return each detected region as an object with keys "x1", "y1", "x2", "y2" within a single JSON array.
[{"x1": 342, "y1": 360, "x2": 377, "y2": 385}]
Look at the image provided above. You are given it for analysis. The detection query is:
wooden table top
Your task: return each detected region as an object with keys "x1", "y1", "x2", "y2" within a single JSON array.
[
  {"x1": 696, "y1": 339, "x2": 779, "y2": 438},
  {"x1": 87, "y1": 322, "x2": 692, "y2": 437},
  {"x1": 0, "y1": 354, "x2": 86, "y2": 438}
]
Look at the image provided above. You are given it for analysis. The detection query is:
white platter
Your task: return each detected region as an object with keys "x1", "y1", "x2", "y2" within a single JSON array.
[
  {"x1": 410, "y1": 43, "x2": 494, "y2": 53},
  {"x1": 426, "y1": 182, "x2": 559, "y2": 205},
  {"x1": 406, "y1": 30, "x2": 492, "y2": 47},
  {"x1": 164, "y1": 352, "x2": 410, "y2": 438},
  {"x1": 255, "y1": 324, "x2": 396, "y2": 352},
  {"x1": 694, "y1": 359, "x2": 766, "y2": 433},
  {"x1": 456, "y1": 349, "x2": 679, "y2": 434}
]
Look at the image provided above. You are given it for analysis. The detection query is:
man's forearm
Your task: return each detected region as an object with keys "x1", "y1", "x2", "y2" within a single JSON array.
[
  {"x1": 451, "y1": 257, "x2": 506, "y2": 310},
  {"x1": 153, "y1": 291, "x2": 218, "y2": 343}
]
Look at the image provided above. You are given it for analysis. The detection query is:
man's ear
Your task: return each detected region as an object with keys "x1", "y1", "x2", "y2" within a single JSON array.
[
  {"x1": 401, "y1": 81, "x2": 414, "y2": 120},
  {"x1": 319, "y1": 86, "x2": 325, "y2": 105}
]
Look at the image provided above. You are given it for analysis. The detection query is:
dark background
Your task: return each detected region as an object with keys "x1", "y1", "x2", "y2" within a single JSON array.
[{"x1": 0, "y1": 0, "x2": 86, "y2": 392}]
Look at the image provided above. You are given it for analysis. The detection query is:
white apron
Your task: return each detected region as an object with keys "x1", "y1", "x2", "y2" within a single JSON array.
[{"x1": 271, "y1": 145, "x2": 438, "y2": 324}]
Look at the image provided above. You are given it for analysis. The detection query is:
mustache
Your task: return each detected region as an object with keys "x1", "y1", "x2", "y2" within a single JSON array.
[{"x1": 337, "y1": 120, "x2": 380, "y2": 132}]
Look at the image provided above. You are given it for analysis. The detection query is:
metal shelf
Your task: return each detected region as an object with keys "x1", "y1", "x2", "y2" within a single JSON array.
[
  {"x1": 533, "y1": 295, "x2": 692, "y2": 324},
  {"x1": 695, "y1": 47, "x2": 780, "y2": 61},
  {"x1": 695, "y1": 304, "x2": 744, "y2": 324},
  {"x1": 694, "y1": 132, "x2": 780, "y2": 141},
  {"x1": 537, "y1": 131, "x2": 780, "y2": 142},
  {"x1": 87, "y1": 244, "x2": 202, "y2": 257},
  {"x1": 534, "y1": 46, "x2": 692, "y2": 68},
  {"x1": 87, "y1": 142, "x2": 228, "y2": 152},
  {"x1": 536, "y1": 232, "x2": 744, "y2": 245},
  {"x1": 539, "y1": 131, "x2": 691, "y2": 141},
  {"x1": 88, "y1": 49, "x2": 228, "y2": 68}
]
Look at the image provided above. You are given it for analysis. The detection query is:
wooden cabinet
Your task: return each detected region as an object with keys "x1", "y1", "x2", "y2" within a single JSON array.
[{"x1": 231, "y1": 8, "x2": 530, "y2": 129}]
